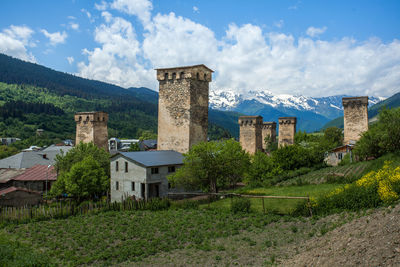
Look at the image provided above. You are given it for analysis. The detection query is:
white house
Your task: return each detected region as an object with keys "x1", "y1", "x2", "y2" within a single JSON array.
[{"x1": 110, "y1": 150, "x2": 183, "y2": 202}]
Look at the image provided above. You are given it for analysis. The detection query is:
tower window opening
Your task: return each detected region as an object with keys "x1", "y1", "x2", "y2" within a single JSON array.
[
  {"x1": 180, "y1": 72, "x2": 184, "y2": 79},
  {"x1": 196, "y1": 72, "x2": 199, "y2": 80},
  {"x1": 172, "y1": 72, "x2": 176, "y2": 79},
  {"x1": 164, "y1": 73, "x2": 168, "y2": 80}
]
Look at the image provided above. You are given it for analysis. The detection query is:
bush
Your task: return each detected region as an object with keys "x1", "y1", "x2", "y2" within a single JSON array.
[
  {"x1": 231, "y1": 197, "x2": 251, "y2": 213},
  {"x1": 145, "y1": 198, "x2": 170, "y2": 211},
  {"x1": 296, "y1": 160, "x2": 400, "y2": 215},
  {"x1": 172, "y1": 200, "x2": 199, "y2": 210}
]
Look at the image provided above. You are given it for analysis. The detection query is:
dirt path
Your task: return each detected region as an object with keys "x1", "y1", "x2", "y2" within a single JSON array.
[{"x1": 281, "y1": 204, "x2": 400, "y2": 266}]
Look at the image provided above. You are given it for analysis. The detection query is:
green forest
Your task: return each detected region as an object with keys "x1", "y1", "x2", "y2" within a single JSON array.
[{"x1": 0, "y1": 53, "x2": 240, "y2": 150}]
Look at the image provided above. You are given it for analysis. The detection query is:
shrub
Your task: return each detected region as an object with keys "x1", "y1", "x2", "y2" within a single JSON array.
[
  {"x1": 297, "y1": 161, "x2": 400, "y2": 215},
  {"x1": 231, "y1": 197, "x2": 251, "y2": 213},
  {"x1": 145, "y1": 198, "x2": 170, "y2": 211},
  {"x1": 172, "y1": 200, "x2": 199, "y2": 210}
]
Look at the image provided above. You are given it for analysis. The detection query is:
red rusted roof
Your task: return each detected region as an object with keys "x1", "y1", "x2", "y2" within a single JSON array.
[
  {"x1": 0, "y1": 186, "x2": 41, "y2": 196},
  {"x1": 13, "y1": 165, "x2": 57, "y2": 181}
]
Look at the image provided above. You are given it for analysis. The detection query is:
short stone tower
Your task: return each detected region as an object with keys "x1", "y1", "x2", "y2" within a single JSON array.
[
  {"x1": 156, "y1": 64, "x2": 213, "y2": 153},
  {"x1": 342, "y1": 96, "x2": 368, "y2": 145},
  {"x1": 74, "y1": 111, "x2": 109, "y2": 151},
  {"x1": 239, "y1": 116, "x2": 263, "y2": 154},
  {"x1": 262, "y1": 122, "x2": 277, "y2": 150},
  {"x1": 278, "y1": 117, "x2": 297, "y2": 147}
]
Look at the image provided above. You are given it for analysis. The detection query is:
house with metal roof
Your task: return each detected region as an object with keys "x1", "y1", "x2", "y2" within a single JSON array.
[
  {"x1": 0, "y1": 145, "x2": 72, "y2": 169},
  {"x1": 110, "y1": 150, "x2": 183, "y2": 202}
]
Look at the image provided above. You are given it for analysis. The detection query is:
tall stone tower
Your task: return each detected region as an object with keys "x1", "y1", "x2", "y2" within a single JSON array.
[
  {"x1": 278, "y1": 117, "x2": 296, "y2": 147},
  {"x1": 239, "y1": 116, "x2": 263, "y2": 154},
  {"x1": 74, "y1": 111, "x2": 109, "y2": 152},
  {"x1": 156, "y1": 64, "x2": 213, "y2": 153},
  {"x1": 262, "y1": 122, "x2": 277, "y2": 150},
  {"x1": 342, "y1": 96, "x2": 368, "y2": 145}
]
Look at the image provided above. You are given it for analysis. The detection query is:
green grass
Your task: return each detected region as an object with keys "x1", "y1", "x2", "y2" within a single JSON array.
[
  {"x1": 202, "y1": 184, "x2": 344, "y2": 214},
  {"x1": 3, "y1": 209, "x2": 281, "y2": 266}
]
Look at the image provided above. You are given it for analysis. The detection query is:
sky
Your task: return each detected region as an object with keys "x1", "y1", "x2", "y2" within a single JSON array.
[{"x1": 0, "y1": 0, "x2": 399, "y2": 98}]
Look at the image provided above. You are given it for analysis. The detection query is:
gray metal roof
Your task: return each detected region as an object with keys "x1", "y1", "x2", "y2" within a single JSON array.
[
  {"x1": 0, "y1": 146, "x2": 73, "y2": 169},
  {"x1": 117, "y1": 150, "x2": 183, "y2": 167}
]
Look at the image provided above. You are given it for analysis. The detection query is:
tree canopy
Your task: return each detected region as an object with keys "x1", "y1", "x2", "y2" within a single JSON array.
[
  {"x1": 50, "y1": 142, "x2": 110, "y2": 202},
  {"x1": 168, "y1": 139, "x2": 250, "y2": 193}
]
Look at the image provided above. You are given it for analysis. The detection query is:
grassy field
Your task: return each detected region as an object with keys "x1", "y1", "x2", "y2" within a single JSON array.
[
  {"x1": 1, "y1": 207, "x2": 363, "y2": 266},
  {"x1": 202, "y1": 184, "x2": 344, "y2": 214}
]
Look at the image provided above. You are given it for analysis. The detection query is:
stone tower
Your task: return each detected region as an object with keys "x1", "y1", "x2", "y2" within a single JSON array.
[
  {"x1": 156, "y1": 64, "x2": 213, "y2": 153},
  {"x1": 239, "y1": 116, "x2": 263, "y2": 154},
  {"x1": 278, "y1": 117, "x2": 296, "y2": 147},
  {"x1": 74, "y1": 111, "x2": 109, "y2": 151},
  {"x1": 262, "y1": 122, "x2": 277, "y2": 150},
  {"x1": 342, "y1": 96, "x2": 368, "y2": 145}
]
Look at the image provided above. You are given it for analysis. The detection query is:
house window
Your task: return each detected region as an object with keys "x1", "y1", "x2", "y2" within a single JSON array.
[
  {"x1": 168, "y1": 166, "x2": 175, "y2": 173},
  {"x1": 116, "y1": 181, "x2": 119, "y2": 190},
  {"x1": 131, "y1": 182, "x2": 135, "y2": 191},
  {"x1": 338, "y1": 153, "x2": 343, "y2": 160},
  {"x1": 125, "y1": 162, "x2": 128, "y2": 173},
  {"x1": 116, "y1": 161, "x2": 119, "y2": 171},
  {"x1": 168, "y1": 183, "x2": 171, "y2": 189},
  {"x1": 151, "y1": 167, "x2": 159, "y2": 174}
]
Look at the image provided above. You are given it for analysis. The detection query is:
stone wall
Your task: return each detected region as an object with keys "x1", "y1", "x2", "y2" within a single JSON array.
[
  {"x1": 75, "y1": 111, "x2": 109, "y2": 151},
  {"x1": 278, "y1": 117, "x2": 297, "y2": 147},
  {"x1": 239, "y1": 116, "x2": 263, "y2": 154},
  {"x1": 342, "y1": 96, "x2": 368, "y2": 145},
  {"x1": 156, "y1": 65, "x2": 213, "y2": 153},
  {"x1": 262, "y1": 122, "x2": 277, "y2": 150}
]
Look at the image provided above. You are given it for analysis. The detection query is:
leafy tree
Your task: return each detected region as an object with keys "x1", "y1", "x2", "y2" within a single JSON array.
[
  {"x1": 321, "y1": 127, "x2": 343, "y2": 149},
  {"x1": 128, "y1": 142, "x2": 141, "y2": 151},
  {"x1": 51, "y1": 156, "x2": 108, "y2": 202},
  {"x1": 137, "y1": 130, "x2": 157, "y2": 141},
  {"x1": 169, "y1": 139, "x2": 250, "y2": 193},
  {"x1": 355, "y1": 107, "x2": 400, "y2": 159},
  {"x1": 0, "y1": 145, "x2": 19, "y2": 160},
  {"x1": 50, "y1": 142, "x2": 110, "y2": 201},
  {"x1": 244, "y1": 151, "x2": 278, "y2": 186}
]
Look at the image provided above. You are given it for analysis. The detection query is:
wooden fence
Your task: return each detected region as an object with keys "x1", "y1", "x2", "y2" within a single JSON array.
[
  {"x1": 0, "y1": 193, "x2": 312, "y2": 223},
  {"x1": 168, "y1": 192, "x2": 313, "y2": 216}
]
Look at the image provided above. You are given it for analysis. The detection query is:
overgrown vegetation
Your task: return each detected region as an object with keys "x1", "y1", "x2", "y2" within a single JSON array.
[{"x1": 50, "y1": 142, "x2": 110, "y2": 202}]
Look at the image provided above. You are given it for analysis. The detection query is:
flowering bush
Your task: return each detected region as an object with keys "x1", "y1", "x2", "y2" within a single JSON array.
[{"x1": 295, "y1": 161, "x2": 400, "y2": 215}]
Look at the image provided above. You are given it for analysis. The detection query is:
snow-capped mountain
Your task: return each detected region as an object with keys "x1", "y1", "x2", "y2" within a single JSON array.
[{"x1": 209, "y1": 89, "x2": 384, "y2": 132}]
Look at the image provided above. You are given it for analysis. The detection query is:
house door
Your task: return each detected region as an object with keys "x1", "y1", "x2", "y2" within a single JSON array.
[
  {"x1": 141, "y1": 183, "x2": 145, "y2": 199},
  {"x1": 155, "y1": 184, "x2": 159, "y2": 197}
]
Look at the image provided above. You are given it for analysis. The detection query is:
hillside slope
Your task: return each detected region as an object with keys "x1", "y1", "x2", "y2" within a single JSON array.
[
  {"x1": 0, "y1": 54, "x2": 238, "y2": 140},
  {"x1": 282, "y1": 204, "x2": 400, "y2": 266}
]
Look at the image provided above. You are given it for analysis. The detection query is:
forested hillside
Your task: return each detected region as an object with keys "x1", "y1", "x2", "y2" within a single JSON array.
[{"x1": 0, "y1": 54, "x2": 239, "y2": 147}]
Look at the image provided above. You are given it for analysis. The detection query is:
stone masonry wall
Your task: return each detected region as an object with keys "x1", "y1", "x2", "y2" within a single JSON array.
[
  {"x1": 157, "y1": 65, "x2": 212, "y2": 153},
  {"x1": 239, "y1": 116, "x2": 263, "y2": 154},
  {"x1": 342, "y1": 96, "x2": 368, "y2": 145},
  {"x1": 75, "y1": 111, "x2": 109, "y2": 151},
  {"x1": 278, "y1": 117, "x2": 296, "y2": 147},
  {"x1": 262, "y1": 122, "x2": 277, "y2": 150}
]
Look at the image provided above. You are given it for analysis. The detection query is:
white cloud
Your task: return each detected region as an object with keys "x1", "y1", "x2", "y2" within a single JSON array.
[
  {"x1": 78, "y1": 3, "x2": 400, "y2": 98},
  {"x1": 69, "y1": 22, "x2": 79, "y2": 31},
  {"x1": 41, "y1": 29, "x2": 68, "y2": 46},
  {"x1": 142, "y1": 12, "x2": 218, "y2": 68},
  {"x1": 193, "y1": 6, "x2": 199, "y2": 13},
  {"x1": 78, "y1": 13, "x2": 154, "y2": 88},
  {"x1": 95, "y1": 1, "x2": 108, "y2": 11},
  {"x1": 67, "y1": 16, "x2": 76, "y2": 20},
  {"x1": 306, "y1": 26, "x2": 327, "y2": 37},
  {"x1": 67, "y1": 56, "x2": 74, "y2": 64},
  {"x1": 0, "y1": 25, "x2": 35, "y2": 61},
  {"x1": 110, "y1": 0, "x2": 153, "y2": 24}
]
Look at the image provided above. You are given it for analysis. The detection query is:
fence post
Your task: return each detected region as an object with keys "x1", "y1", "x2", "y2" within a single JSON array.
[
  {"x1": 262, "y1": 198, "x2": 265, "y2": 215},
  {"x1": 307, "y1": 196, "x2": 313, "y2": 217}
]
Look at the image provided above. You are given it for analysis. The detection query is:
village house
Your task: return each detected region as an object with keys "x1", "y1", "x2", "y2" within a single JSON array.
[
  {"x1": 324, "y1": 144, "x2": 354, "y2": 166},
  {"x1": 110, "y1": 150, "x2": 183, "y2": 202},
  {"x1": 0, "y1": 165, "x2": 57, "y2": 206}
]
